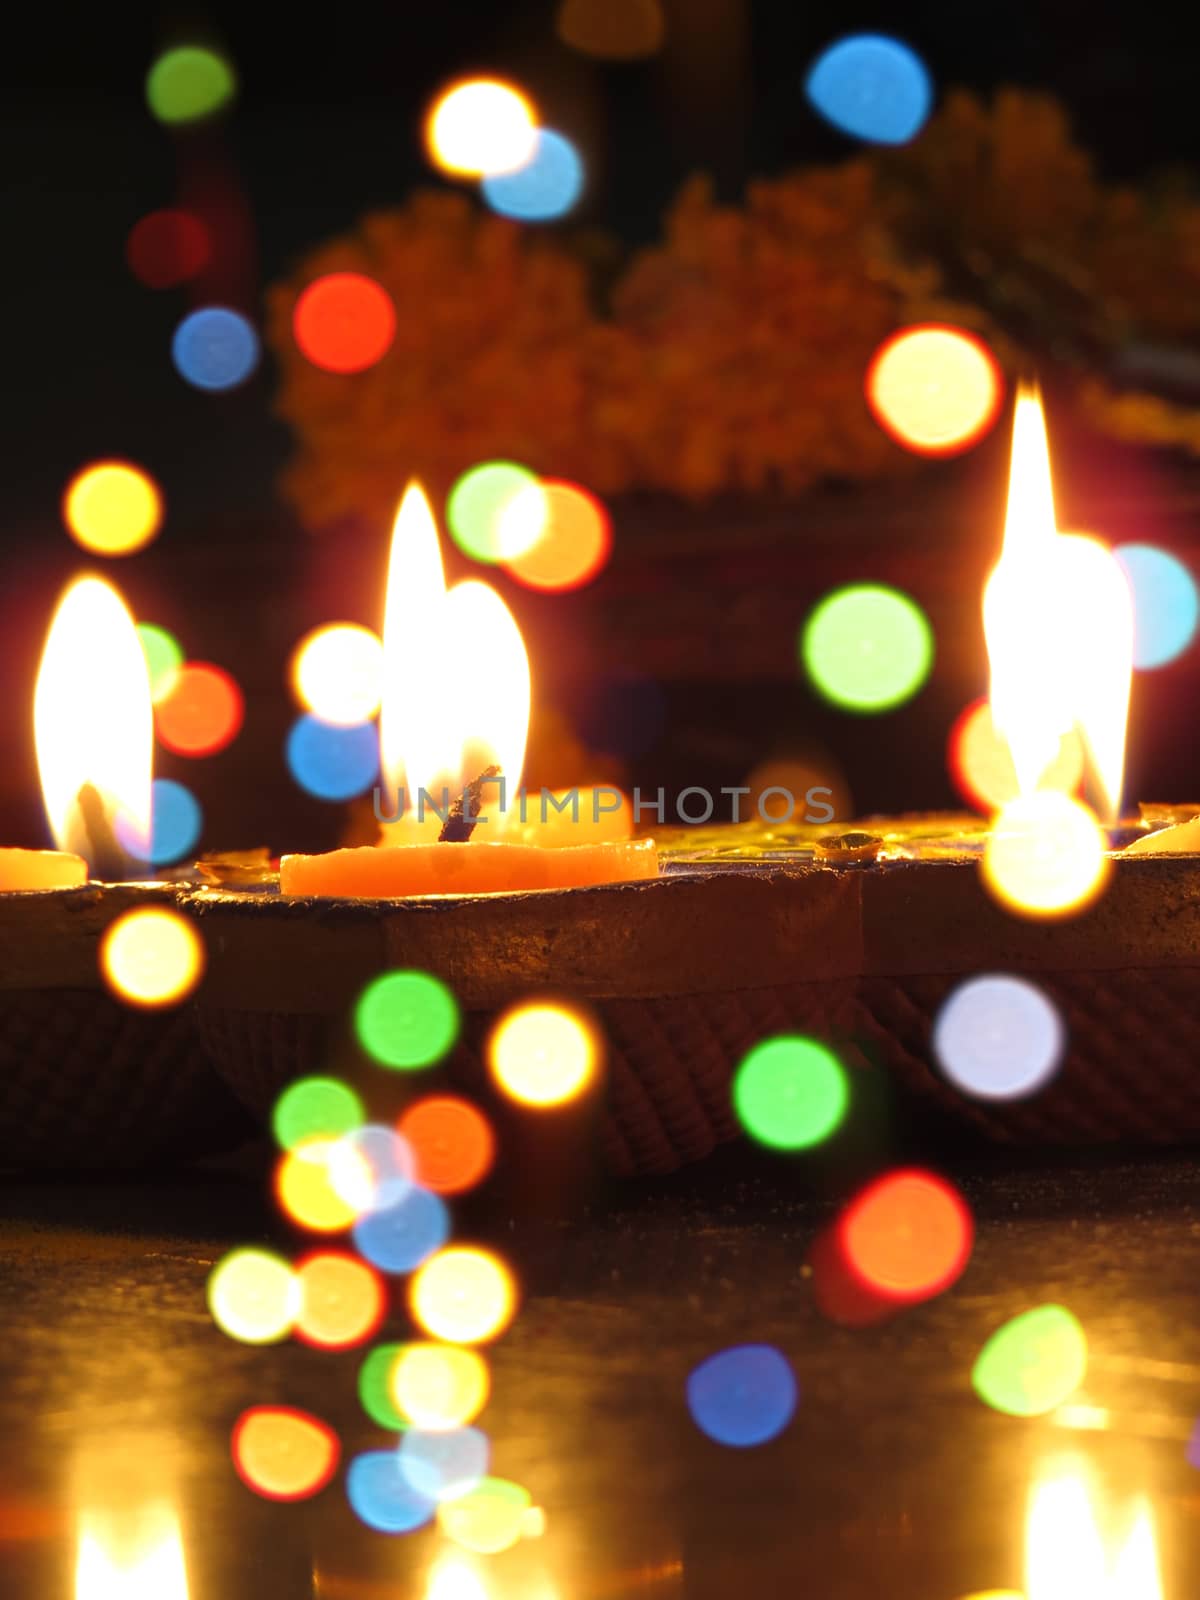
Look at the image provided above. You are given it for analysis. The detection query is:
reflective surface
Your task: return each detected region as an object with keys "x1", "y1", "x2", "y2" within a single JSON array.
[{"x1": 1, "y1": 1148, "x2": 1197, "y2": 1597}]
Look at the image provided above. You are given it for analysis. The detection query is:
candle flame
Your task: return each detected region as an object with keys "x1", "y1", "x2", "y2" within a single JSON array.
[
  {"x1": 983, "y1": 387, "x2": 1133, "y2": 820},
  {"x1": 34, "y1": 576, "x2": 153, "y2": 863},
  {"x1": 380, "y1": 482, "x2": 529, "y2": 807},
  {"x1": 1026, "y1": 1463, "x2": 1163, "y2": 1600},
  {"x1": 75, "y1": 1503, "x2": 189, "y2": 1600}
]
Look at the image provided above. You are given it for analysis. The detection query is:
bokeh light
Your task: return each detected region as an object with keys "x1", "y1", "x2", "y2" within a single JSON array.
[
  {"x1": 398, "y1": 1097, "x2": 496, "y2": 1195},
  {"x1": 448, "y1": 461, "x2": 543, "y2": 563},
  {"x1": 488, "y1": 1000, "x2": 599, "y2": 1108},
  {"x1": 155, "y1": 662, "x2": 244, "y2": 756},
  {"x1": 294, "y1": 1252, "x2": 386, "y2": 1349},
  {"x1": 352, "y1": 1185, "x2": 450, "y2": 1275},
  {"x1": 146, "y1": 45, "x2": 236, "y2": 125},
  {"x1": 426, "y1": 79, "x2": 538, "y2": 178},
  {"x1": 686, "y1": 1344, "x2": 798, "y2": 1448},
  {"x1": 116, "y1": 777, "x2": 202, "y2": 866},
  {"x1": 359, "y1": 1343, "x2": 411, "y2": 1431},
  {"x1": 841, "y1": 1170, "x2": 973, "y2": 1304},
  {"x1": 126, "y1": 209, "x2": 210, "y2": 289},
  {"x1": 286, "y1": 714, "x2": 379, "y2": 800},
  {"x1": 63, "y1": 460, "x2": 162, "y2": 557},
  {"x1": 502, "y1": 480, "x2": 613, "y2": 591},
  {"x1": 293, "y1": 273, "x2": 397, "y2": 374},
  {"x1": 346, "y1": 1451, "x2": 436, "y2": 1534},
  {"x1": 801, "y1": 584, "x2": 934, "y2": 712},
  {"x1": 948, "y1": 696, "x2": 1084, "y2": 814},
  {"x1": 482, "y1": 129, "x2": 585, "y2": 221},
  {"x1": 934, "y1": 975, "x2": 1064, "y2": 1102},
  {"x1": 410, "y1": 1248, "x2": 517, "y2": 1345},
  {"x1": 866, "y1": 326, "x2": 1003, "y2": 456},
  {"x1": 207, "y1": 1248, "x2": 298, "y2": 1345},
  {"x1": 332, "y1": 1123, "x2": 416, "y2": 1214},
  {"x1": 276, "y1": 1140, "x2": 364, "y2": 1233},
  {"x1": 982, "y1": 792, "x2": 1109, "y2": 918},
  {"x1": 136, "y1": 623, "x2": 184, "y2": 703},
  {"x1": 100, "y1": 907, "x2": 205, "y2": 1008},
  {"x1": 355, "y1": 971, "x2": 460, "y2": 1070},
  {"x1": 1113, "y1": 543, "x2": 1199, "y2": 669},
  {"x1": 733, "y1": 1036, "x2": 849, "y2": 1150},
  {"x1": 556, "y1": 0, "x2": 665, "y2": 59},
  {"x1": 399, "y1": 1427, "x2": 489, "y2": 1503},
  {"x1": 171, "y1": 307, "x2": 260, "y2": 391},
  {"x1": 438, "y1": 1479, "x2": 531, "y2": 1555},
  {"x1": 290, "y1": 623, "x2": 383, "y2": 725},
  {"x1": 806, "y1": 34, "x2": 932, "y2": 145},
  {"x1": 972, "y1": 1304, "x2": 1087, "y2": 1416},
  {"x1": 272, "y1": 1076, "x2": 365, "y2": 1152},
  {"x1": 391, "y1": 1342, "x2": 491, "y2": 1431},
  {"x1": 231, "y1": 1407, "x2": 339, "y2": 1502}
]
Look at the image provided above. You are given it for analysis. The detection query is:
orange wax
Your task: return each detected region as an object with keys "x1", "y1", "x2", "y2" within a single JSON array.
[
  {"x1": 0, "y1": 848, "x2": 88, "y2": 891},
  {"x1": 280, "y1": 838, "x2": 658, "y2": 898}
]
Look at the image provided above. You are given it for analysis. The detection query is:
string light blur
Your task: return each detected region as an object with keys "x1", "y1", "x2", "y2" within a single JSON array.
[
  {"x1": 556, "y1": 0, "x2": 665, "y2": 59},
  {"x1": 426, "y1": 80, "x2": 538, "y2": 178},
  {"x1": 841, "y1": 1170, "x2": 973, "y2": 1305},
  {"x1": 410, "y1": 1248, "x2": 517, "y2": 1345},
  {"x1": 116, "y1": 777, "x2": 202, "y2": 865},
  {"x1": 276, "y1": 1139, "x2": 364, "y2": 1233},
  {"x1": 359, "y1": 1343, "x2": 412, "y2": 1430},
  {"x1": 332, "y1": 1123, "x2": 416, "y2": 1214},
  {"x1": 972, "y1": 1304, "x2": 1087, "y2": 1416},
  {"x1": 146, "y1": 45, "x2": 236, "y2": 125},
  {"x1": 488, "y1": 1000, "x2": 598, "y2": 1108},
  {"x1": 347, "y1": 1450, "x2": 436, "y2": 1534},
  {"x1": 293, "y1": 273, "x2": 397, "y2": 374},
  {"x1": 63, "y1": 461, "x2": 162, "y2": 556},
  {"x1": 291, "y1": 623, "x2": 383, "y2": 725},
  {"x1": 948, "y1": 696, "x2": 1084, "y2": 813},
  {"x1": 502, "y1": 480, "x2": 613, "y2": 591},
  {"x1": 982, "y1": 792, "x2": 1109, "y2": 918},
  {"x1": 172, "y1": 307, "x2": 260, "y2": 391},
  {"x1": 273, "y1": 1077, "x2": 365, "y2": 1152},
  {"x1": 686, "y1": 1344, "x2": 798, "y2": 1448},
  {"x1": 286, "y1": 714, "x2": 378, "y2": 800},
  {"x1": 391, "y1": 1342, "x2": 491, "y2": 1430},
  {"x1": 352, "y1": 1185, "x2": 450, "y2": 1275},
  {"x1": 156, "y1": 662, "x2": 243, "y2": 756},
  {"x1": 126, "y1": 209, "x2": 210, "y2": 289},
  {"x1": 733, "y1": 1036, "x2": 849, "y2": 1150},
  {"x1": 355, "y1": 971, "x2": 460, "y2": 1070},
  {"x1": 399, "y1": 1098, "x2": 495, "y2": 1195},
  {"x1": 1113, "y1": 543, "x2": 1199, "y2": 669},
  {"x1": 100, "y1": 908, "x2": 205, "y2": 1008},
  {"x1": 866, "y1": 326, "x2": 1003, "y2": 455},
  {"x1": 231, "y1": 1406, "x2": 340, "y2": 1502},
  {"x1": 482, "y1": 129, "x2": 585, "y2": 221},
  {"x1": 448, "y1": 461, "x2": 544, "y2": 563},
  {"x1": 934, "y1": 975, "x2": 1064, "y2": 1102},
  {"x1": 802, "y1": 583, "x2": 933, "y2": 712},
  {"x1": 294, "y1": 1252, "x2": 386, "y2": 1349},
  {"x1": 399, "y1": 1427, "x2": 489, "y2": 1502},
  {"x1": 136, "y1": 623, "x2": 184, "y2": 703},
  {"x1": 805, "y1": 34, "x2": 932, "y2": 145},
  {"x1": 438, "y1": 1479, "x2": 532, "y2": 1555},
  {"x1": 208, "y1": 1247, "x2": 298, "y2": 1344}
]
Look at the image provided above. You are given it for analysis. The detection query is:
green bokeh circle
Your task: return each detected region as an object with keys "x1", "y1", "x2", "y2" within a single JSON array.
[
  {"x1": 733, "y1": 1036, "x2": 849, "y2": 1150},
  {"x1": 801, "y1": 584, "x2": 933, "y2": 712}
]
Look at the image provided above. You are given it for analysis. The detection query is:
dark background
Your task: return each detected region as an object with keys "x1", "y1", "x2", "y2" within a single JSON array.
[{"x1": 5, "y1": 0, "x2": 1200, "y2": 853}]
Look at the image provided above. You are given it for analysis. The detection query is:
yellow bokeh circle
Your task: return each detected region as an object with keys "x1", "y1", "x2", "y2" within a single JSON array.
[
  {"x1": 487, "y1": 1000, "x2": 599, "y2": 1108},
  {"x1": 100, "y1": 907, "x2": 205, "y2": 1007},
  {"x1": 63, "y1": 460, "x2": 163, "y2": 556},
  {"x1": 426, "y1": 79, "x2": 538, "y2": 177},
  {"x1": 390, "y1": 1341, "x2": 491, "y2": 1430},
  {"x1": 982, "y1": 791, "x2": 1109, "y2": 918},
  {"x1": 290, "y1": 623, "x2": 383, "y2": 726},
  {"x1": 409, "y1": 1247, "x2": 517, "y2": 1345}
]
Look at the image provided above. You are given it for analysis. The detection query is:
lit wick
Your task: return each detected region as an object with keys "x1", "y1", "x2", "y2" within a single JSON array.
[
  {"x1": 75, "y1": 783, "x2": 131, "y2": 882},
  {"x1": 438, "y1": 766, "x2": 501, "y2": 844}
]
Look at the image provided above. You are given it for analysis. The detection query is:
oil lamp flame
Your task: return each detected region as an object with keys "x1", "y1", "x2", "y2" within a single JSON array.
[
  {"x1": 1026, "y1": 1464, "x2": 1163, "y2": 1599},
  {"x1": 380, "y1": 481, "x2": 530, "y2": 805},
  {"x1": 983, "y1": 387, "x2": 1134, "y2": 821},
  {"x1": 75, "y1": 1503, "x2": 189, "y2": 1600},
  {"x1": 34, "y1": 576, "x2": 153, "y2": 865}
]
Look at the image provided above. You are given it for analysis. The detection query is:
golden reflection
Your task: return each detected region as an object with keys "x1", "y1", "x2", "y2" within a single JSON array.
[
  {"x1": 1026, "y1": 1460, "x2": 1162, "y2": 1599},
  {"x1": 75, "y1": 1502, "x2": 188, "y2": 1599}
]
